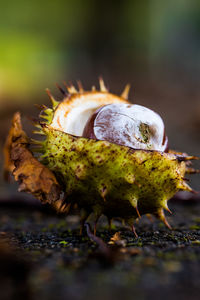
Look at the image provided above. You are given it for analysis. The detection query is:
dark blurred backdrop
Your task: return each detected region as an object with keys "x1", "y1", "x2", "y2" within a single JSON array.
[{"x1": 0, "y1": 0, "x2": 200, "y2": 196}]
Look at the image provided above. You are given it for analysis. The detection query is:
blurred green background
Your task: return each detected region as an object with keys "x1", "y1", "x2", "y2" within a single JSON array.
[{"x1": 0, "y1": 0, "x2": 200, "y2": 195}]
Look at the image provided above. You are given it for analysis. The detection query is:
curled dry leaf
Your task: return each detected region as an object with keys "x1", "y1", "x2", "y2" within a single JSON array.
[
  {"x1": 3, "y1": 114, "x2": 24, "y2": 181},
  {"x1": 109, "y1": 231, "x2": 127, "y2": 247},
  {"x1": 3, "y1": 112, "x2": 61, "y2": 204}
]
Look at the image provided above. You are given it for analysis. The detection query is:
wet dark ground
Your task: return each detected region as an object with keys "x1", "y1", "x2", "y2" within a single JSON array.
[{"x1": 1, "y1": 200, "x2": 200, "y2": 300}]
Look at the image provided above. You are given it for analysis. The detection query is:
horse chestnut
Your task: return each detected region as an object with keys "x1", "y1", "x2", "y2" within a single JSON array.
[{"x1": 83, "y1": 103, "x2": 168, "y2": 152}]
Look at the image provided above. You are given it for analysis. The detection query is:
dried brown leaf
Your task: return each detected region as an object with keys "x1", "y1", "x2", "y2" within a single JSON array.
[
  {"x1": 3, "y1": 112, "x2": 26, "y2": 181},
  {"x1": 110, "y1": 231, "x2": 122, "y2": 242},
  {"x1": 4, "y1": 112, "x2": 61, "y2": 204},
  {"x1": 109, "y1": 231, "x2": 127, "y2": 247}
]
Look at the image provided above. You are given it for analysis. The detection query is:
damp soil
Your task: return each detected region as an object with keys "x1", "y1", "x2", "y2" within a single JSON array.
[{"x1": 1, "y1": 200, "x2": 200, "y2": 300}]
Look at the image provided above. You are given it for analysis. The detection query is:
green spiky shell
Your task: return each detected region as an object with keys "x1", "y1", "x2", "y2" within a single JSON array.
[
  {"x1": 32, "y1": 82, "x2": 195, "y2": 230},
  {"x1": 40, "y1": 125, "x2": 189, "y2": 210}
]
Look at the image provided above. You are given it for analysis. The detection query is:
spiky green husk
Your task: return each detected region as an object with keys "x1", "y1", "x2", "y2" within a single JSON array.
[
  {"x1": 31, "y1": 83, "x2": 196, "y2": 231},
  {"x1": 33, "y1": 122, "x2": 191, "y2": 225}
]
